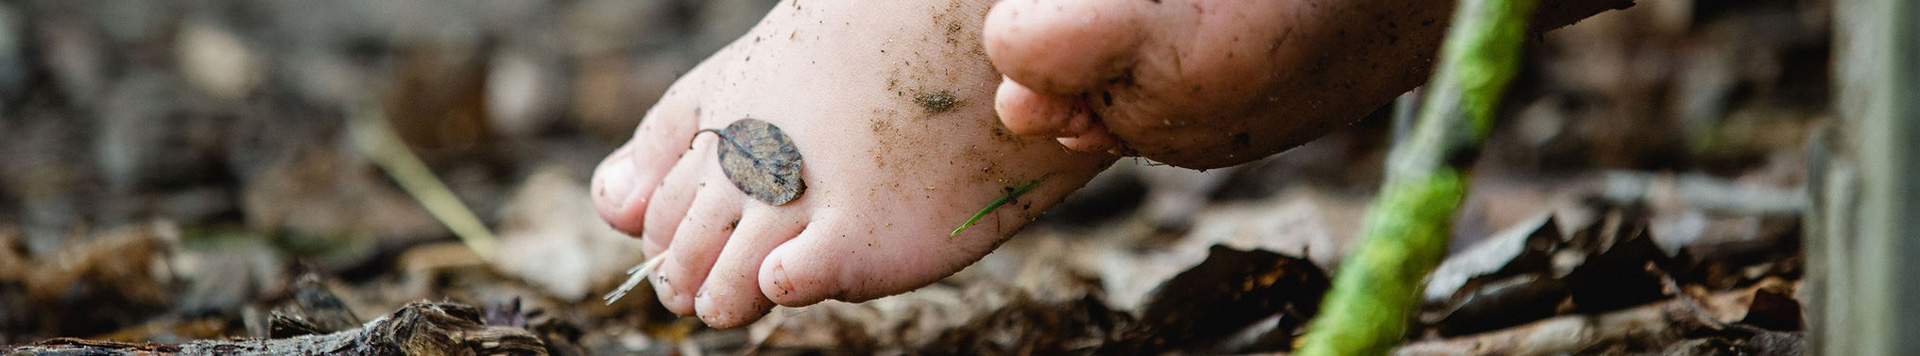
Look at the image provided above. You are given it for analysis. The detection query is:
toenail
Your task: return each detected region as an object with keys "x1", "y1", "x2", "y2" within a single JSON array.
[
  {"x1": 703, "y1": 312, "x2": 731, "y2": 325},
  {"x1": 771, "y1": 265, "x2": 794, "y2": 295},
  {"x1": 596, "y1": 160, "x2": 639, "y2": 209}
]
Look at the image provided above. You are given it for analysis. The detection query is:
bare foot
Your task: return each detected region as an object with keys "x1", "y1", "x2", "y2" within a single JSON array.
[
  {"x1": 590, "y1": 0, "x2": 1114, "y2": 327},
  {"x1": 985, "y1": 0, "x2": 1628, "y2": 169}
]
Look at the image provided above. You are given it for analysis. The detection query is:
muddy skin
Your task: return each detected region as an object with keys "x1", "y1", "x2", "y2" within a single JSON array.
[
  {"x1": 988, "y1": 0, "x2": 1634, "y2": 169},
  {"x1": 914, "y1": 91, "x2": 961, "y2": 113}
]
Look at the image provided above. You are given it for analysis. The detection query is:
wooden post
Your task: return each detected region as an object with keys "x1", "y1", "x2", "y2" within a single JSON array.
[{"x1": 1810, "y1": 0, "x2": 1919, "y2": 352}]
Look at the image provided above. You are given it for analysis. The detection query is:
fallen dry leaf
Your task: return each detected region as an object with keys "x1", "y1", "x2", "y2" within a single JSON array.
[{"x1": 701, "y1": 118, "x2": 806, "y2": 206}]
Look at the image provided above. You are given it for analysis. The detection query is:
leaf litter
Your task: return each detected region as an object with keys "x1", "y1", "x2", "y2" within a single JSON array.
[{"x1": 0, "y1": 0, "x2": 1822, "y2": 353}]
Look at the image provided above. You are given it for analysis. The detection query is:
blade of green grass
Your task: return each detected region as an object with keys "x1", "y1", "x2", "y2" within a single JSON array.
[{"x1": 951, "y1": 179, "x2": 1044, "y2": 236}]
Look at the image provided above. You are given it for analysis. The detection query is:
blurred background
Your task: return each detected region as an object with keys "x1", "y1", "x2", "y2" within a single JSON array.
[{"x1": 0, "y1": 0, "x2": 1824, "y2": 354}]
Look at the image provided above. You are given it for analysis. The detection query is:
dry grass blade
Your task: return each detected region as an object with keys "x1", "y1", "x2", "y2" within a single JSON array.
[
  {"x1": 347, "y1": 105, "x2": 499, "y2": 261},
  {"x1": 603, "y1": 255, "x2": 666, "y2": 305}
]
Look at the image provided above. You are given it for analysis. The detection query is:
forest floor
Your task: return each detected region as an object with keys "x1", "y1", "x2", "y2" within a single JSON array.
[{"x1": 0, "y1": 0, "x2": 1822, "y2": 354}]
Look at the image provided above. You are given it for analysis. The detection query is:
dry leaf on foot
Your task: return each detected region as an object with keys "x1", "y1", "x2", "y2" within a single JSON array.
[{"x1": 699, "y1": 118, "x2": 807, "y2": 206}]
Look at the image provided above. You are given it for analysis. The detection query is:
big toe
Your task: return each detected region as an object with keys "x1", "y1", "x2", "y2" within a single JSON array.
[
  {"x1": 591, "y1": 145, "x2": 644, "y2": 233},
  {"x1": 984, "y1": 0, "x2": 1149, "y2": 94},
  {"x1": 592, "y1": 95, "x2": 703, "y2": 236}
]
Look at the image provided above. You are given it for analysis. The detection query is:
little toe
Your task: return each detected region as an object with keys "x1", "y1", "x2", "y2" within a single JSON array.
[
  {"x1": 756, "y1": 220, "x2": 851, "y2": 307},
  {"x1": 591, "y1": 144, "x2": 643, "y2": 233},
  {"x1": 694, "y1": 208, "x2": 805, "y2": 328},
  {"x1": 985, "y1": 0, "x2": 1150, "y2": 94}
]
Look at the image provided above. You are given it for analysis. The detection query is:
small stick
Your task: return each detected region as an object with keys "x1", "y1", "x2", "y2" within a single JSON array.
[
  {"x1": 603, "y1": 255, "x2": 667, "y2": 305},
  {"x1": 951, "y1": 179, "x2": 1044, "y2": 236}
]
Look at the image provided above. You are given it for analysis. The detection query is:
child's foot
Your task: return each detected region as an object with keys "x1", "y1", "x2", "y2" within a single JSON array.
[
  {"x1": 590, "y1": 0, "x2": 1114, "y2": 327},
  {"x1": 984, "y1": 0, "x2": 1628, "y2": 169}
]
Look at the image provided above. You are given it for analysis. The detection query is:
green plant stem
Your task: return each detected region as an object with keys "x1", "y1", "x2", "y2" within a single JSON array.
[{"x1": 1294, "y1": 0, "x2": 1535, "y2": 353}]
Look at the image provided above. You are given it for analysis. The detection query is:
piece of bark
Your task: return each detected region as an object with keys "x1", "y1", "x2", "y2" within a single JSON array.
[
  {"x1": 6, "y1": 302, "x2": 545, "y2": 356},
  {"x1": 1393, "y1": 286, "x2": 1801, "y2": 356},
  {"x1": 267, "y1": 275, "x2": 364, "y2": 339}
]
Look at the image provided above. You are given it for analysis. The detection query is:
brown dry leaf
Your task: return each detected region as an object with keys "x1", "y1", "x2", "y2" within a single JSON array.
[
  {"x1": 701, "y1": 118, "x2": 806, "y2": 205},
  {"x1": 1119, "y1": 245, "x2": 1329, "y2": 354}
]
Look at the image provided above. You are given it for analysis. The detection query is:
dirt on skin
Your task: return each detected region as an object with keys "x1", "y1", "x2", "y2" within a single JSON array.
[
  {"x1": 913, "y1": 91, "x2": 961, "y2": 113},
  {"x1": 853, "y1": 0, "x2": 1053, "y2": 213}
]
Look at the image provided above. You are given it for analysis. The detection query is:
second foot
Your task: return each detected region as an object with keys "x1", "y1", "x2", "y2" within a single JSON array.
[{"x1": 985, "y1": 0, "x2": 1629, "y2": 169}]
